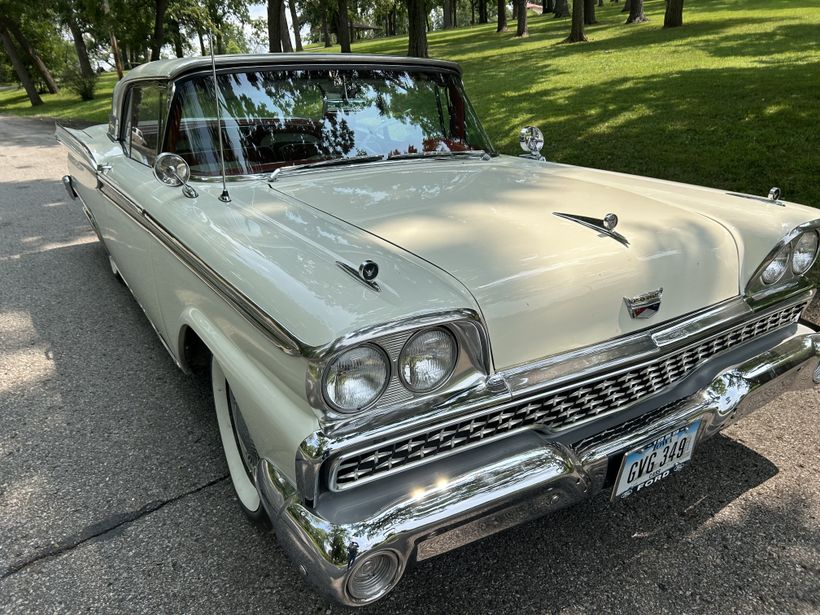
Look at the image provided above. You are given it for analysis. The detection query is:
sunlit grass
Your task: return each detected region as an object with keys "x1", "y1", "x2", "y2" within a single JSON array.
[
  {"x1": 0, "y1": 71, "x2": 118, "y2": 124},
  {"x1": 2, "y1": 0, "x2": 818, "y2": 205}
]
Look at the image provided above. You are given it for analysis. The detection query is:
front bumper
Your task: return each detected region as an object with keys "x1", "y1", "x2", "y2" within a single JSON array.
[{"x1": 257, "y1": 326, "x2": 820, "y2": 606}]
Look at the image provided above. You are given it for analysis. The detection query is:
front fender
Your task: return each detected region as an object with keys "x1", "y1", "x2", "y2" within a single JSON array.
[{"x1": 178, "y1": 306, "x2": 319, "y2": 486}]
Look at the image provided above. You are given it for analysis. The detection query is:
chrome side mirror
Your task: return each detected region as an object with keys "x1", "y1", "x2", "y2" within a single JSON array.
[
  {"x1": 519, "y1": 126, "x2": 545, "y2": 161},
  {"x1": 153, "y1": 153, "x2": 198, "y2": 198}
]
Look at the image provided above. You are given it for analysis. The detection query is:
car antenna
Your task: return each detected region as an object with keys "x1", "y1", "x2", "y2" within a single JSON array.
[{"x1": 208, "y1": 31, "x2": 231, "y2": 203}]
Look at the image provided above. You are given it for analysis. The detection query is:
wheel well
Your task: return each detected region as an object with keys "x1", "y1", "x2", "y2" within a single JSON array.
[{"x1": 181, "y1": 325, "x2": 212, "y2": 374}]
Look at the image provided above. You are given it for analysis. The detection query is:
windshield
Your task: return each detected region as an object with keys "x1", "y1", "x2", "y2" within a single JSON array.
[{"x1": 165, "y1": 67, "x2": 495, "y2": 177}]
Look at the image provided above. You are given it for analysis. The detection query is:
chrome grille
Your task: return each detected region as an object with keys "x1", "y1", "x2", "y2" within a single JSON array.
[{"x1": 332, "y1": 303, "x2": 805, "y2": 490}]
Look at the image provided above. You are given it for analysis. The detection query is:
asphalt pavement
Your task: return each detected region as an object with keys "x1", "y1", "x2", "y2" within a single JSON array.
[{"x1": 0, "y1": 115, "x2": 818, "y2": 614}]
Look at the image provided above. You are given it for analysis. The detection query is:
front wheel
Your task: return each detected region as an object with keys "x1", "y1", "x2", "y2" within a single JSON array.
[{"x1": 212, "y1": 359, "x2": 267, "y2": 523}]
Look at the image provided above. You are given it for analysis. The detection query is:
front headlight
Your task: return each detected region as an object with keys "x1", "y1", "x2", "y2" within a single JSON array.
[
  {"x1": 760, "y1": 244, "x2": 790, "y2": 285},
  {"x1": 324, "y1": 345, "x2": 389, "y2": 412},
  {"x1": 791, "y1": 231, "x2": 819, "y2": 275},
  {"x1": 399, "y1": 328, "x2": 458, "y2": 392}
]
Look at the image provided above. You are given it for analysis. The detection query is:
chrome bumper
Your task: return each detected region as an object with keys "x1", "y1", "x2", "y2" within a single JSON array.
[{"x1": 257, "y1": 327, "x2": 820, "y2": 606}]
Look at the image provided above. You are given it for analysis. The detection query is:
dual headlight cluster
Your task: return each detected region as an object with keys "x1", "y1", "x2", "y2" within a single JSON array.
[
  {"x1": 759, "y1": 229, "x2": 820, "y2": 286},
  {"x1": 323, "y1": 327, "x2": 458, "y2": 413}
]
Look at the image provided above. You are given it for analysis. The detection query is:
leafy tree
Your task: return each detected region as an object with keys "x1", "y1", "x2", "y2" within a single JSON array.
[{"x1": 0, "y1": 20, "x2": 40, "y2": 104}]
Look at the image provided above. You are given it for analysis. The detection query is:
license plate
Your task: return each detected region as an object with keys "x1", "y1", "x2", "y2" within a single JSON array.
[{"x1": 613, "y1": 419, "x2": 701, "y2": 500}]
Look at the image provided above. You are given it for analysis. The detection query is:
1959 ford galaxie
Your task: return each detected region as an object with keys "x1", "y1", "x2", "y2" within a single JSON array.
[{"x1": 57, "y1": 53, "x2": 820, "y2": 605}]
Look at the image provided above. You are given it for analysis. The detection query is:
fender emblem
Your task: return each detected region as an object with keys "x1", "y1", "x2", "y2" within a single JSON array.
[{"x1": 624, "y1": 288, "x2": 663, "y2": 319}]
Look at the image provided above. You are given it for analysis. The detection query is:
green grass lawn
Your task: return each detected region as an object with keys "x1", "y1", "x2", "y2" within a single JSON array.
[
  {"x1": 2, "y1": 0, "x2": 818, "y2": 205},
  {"x1": 0, "y1": 71, "x2": 118, "y2": 125}
]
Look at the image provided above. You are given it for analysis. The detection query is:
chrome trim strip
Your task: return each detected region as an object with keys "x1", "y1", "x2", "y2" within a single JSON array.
[
  {"x1": 95, "y1": 176, "x2": 304, "y2": 356},
  {"x1": 553, "y1": 211, "x2": 629, "y2": 247}
]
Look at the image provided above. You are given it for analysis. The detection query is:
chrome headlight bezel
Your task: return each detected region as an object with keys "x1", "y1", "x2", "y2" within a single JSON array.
[
  {"x1": 747, "y1": 221, "x2": 820, "y2": 298},
  {"x1": 308, "y1": 310, "x2": 490, "y2": 419}
]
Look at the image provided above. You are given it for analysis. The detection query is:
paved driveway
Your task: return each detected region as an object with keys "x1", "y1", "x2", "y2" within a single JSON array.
[{"x1": 0, "y1": 115, "x2": 818, "y2": 614}]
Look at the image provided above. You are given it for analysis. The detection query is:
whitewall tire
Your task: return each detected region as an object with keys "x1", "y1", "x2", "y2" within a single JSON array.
[{"x1": 211, "y1": 358, "x2": 266, "y2": 522}]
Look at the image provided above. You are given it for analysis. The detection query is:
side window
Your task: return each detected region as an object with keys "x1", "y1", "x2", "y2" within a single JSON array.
[{"x1": 124, "y1": 83, "x2": 166, "y2": 166}]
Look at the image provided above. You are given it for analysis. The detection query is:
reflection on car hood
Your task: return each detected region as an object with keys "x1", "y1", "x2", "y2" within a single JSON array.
[{"x1": 268, "y1": 157, "x2": 820, "y2": 369}]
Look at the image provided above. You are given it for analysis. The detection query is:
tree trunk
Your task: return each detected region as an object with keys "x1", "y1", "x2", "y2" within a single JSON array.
[
  {"x1": 664, "y1": 0, "x2": 683, "y2": 27},
  {"x1": 584, "y1": 0, "x2": 596, "y2": 23},
  {"x1": 101, "y1": 0, "x2": 124, "y2": 78},
  {"x1": 150, "y1": 0, "x2": 170, "y2": 61},
  {"x1": 0, "y1": 23, "x2": 42, "y2": 105},
  {"x1": 280, "y1": 0, "x2": 294, "y2": 51},
  {"x1": 545, "y1": 0, "x2": 554, "y2": 11},
  {"x1": 4, "y1": 17, "x2": 59, "y2": 93},
  {"x1": 321, "y1": 10, "x2": 332, "y2": 46},
  {"x1": 511, "y1": 0, "x2": 518, "y2": 20},
  {"x1": 406, "y1": 0, "x2": 428, "y2": 57},
  {"x1": 336, "y1": 0, "x2": 351, "y2": 52},
  {"x1": 621, "y1": 0, "x2": 630, "y2": 12},
  {"x1": 287, "y1": 0, "x2": 303, "y2": 50},
  {"x1": 565, "y1": 0, "x2": 586, "y2": 40},
  {"x1": 597, "y1": 0, "x2": 602, "y2": 5},
  {"x1": 66, "y1": 11, "x2": 94, "y2": 78},
  {"x1": 625, "y1": 0, "x2": 647, "y2": 22},
  {"x1": 478, "y1": 0, "x2": 488, "y2": 22},
  {"x1": 553, "y1": 0, "x2": 570, "y2": 17},
  {"x1": 197, "y1": 28, "x2": 206, "y2": 55},
  {"x1": 471, "y1": 0, "x2": 475, "y2": 24},
  {"x1": 268, "y1": 0, "x2": 283, "y2": 51},
  {"x1": 170, "y1": 20, "x2": 184, "y2": 57},
  {"x1": 496, "y1": 0, "x2": 508, "y2": 31},
  {"x1": 515, "y1": 0, "x2": 527, "y2": 36},
  {"x1": 445, "y1": 0, "x2": 457, "y2": 28}
]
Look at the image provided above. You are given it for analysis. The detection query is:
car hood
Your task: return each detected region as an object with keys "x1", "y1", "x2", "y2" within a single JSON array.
[{"x1": 270, "y1": 157, "x2": 749, "y2": 369}]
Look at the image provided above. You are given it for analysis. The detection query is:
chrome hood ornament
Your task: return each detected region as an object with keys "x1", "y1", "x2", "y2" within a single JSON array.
[
  {"x1": 624, "y1": 288, "x2": 663, "y2": 319},
  {"x1": 553, "y1": 212, "x2": 628, "y2": 247}
]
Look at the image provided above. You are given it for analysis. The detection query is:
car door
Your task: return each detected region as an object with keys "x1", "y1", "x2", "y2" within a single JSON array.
[{"x1": 91, "y1": 81, "x2": 170, "y2": 337}]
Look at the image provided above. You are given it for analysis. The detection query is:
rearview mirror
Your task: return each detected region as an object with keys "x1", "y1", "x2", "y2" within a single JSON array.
[{"x1": 153, "y1": 153, "x2": 198, "y2": 198}]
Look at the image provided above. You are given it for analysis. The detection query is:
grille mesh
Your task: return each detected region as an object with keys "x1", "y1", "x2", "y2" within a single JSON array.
[{"x1": 332, "y1": 303, "x2": 805, "y2": 489}]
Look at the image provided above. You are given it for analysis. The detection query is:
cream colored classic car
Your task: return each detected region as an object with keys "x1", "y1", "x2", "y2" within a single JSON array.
[{"x1": 57, "y1": 53, "x2": 820, "y2": 605}]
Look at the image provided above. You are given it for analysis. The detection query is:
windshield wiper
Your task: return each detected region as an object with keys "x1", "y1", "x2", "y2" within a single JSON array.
[
  {"x1": 270, "y1": 154, "x2": 385, "y2": 181},
  {"x1": 387, "y1": 150, "x2": 492, "y2": 161}
]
